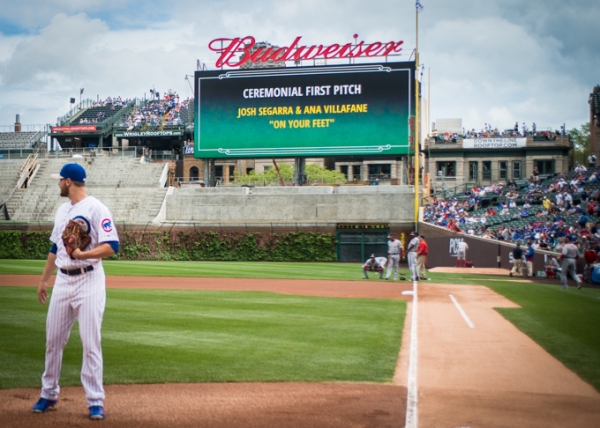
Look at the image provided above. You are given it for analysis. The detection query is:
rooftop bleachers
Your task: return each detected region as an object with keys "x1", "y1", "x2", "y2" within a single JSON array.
[
  {"x1": 116, "y1": 94, "x2": 192, "y2": 129},
  {"x1": 71, "y1": 105, "x2": 124, "y2": 125}
]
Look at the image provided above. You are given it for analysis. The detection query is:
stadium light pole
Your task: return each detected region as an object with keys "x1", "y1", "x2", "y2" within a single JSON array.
[{"x1": 413, "y1": 3, "x2": 421, "y2": 226}]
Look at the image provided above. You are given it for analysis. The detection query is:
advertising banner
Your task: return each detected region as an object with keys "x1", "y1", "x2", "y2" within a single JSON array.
[
  {"x1": 51, "y1": 126, "x2": 97, "y2": 133},
  {"x1": 462, "y1": 138, "x2": 527, "y2": 149},
  {"x1": 114, "y1": 130, "x2": 184, "y2": 138},
  {"x1": 194, "y1": 62, "x2": 415, "y2": 159}
]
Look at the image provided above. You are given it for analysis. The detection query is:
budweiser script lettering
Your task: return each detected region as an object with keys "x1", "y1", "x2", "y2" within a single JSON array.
[{"x1": 209, "y1": 36, "x2": 404, "y2": 68}]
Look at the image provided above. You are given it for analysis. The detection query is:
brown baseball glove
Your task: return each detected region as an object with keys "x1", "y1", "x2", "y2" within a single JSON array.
[{"x1": 62, "y1": 219, "x2": 92, "y2": 259}]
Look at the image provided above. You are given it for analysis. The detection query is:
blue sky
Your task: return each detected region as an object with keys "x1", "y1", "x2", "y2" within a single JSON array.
[{"x1": 0, "y1": 0, "x2": 598, "y2": 133}]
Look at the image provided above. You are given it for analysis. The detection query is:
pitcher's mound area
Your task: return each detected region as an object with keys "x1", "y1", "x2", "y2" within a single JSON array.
[{"x1": 0, "y1": 383, "x2": 405, "y2": 428}]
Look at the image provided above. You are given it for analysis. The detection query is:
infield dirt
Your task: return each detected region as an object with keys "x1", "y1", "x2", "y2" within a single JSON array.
[{"x1": 1, "y1": 274, "x2": 600, "y2": 427}]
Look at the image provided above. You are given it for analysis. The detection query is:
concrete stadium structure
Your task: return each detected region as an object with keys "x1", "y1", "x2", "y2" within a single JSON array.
[{"x1": 1, "y1": 155, "x2": 416, "y2": 225}]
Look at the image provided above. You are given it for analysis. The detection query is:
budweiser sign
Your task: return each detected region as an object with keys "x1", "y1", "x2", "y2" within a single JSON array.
[{"x1": 209, "y1": 35, "x2": 404, "y2": 68}]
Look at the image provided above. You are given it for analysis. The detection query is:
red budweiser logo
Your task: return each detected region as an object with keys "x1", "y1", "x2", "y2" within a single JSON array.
[{"x1": 208, "y1": 35, "x2": 404, "y2": 68}]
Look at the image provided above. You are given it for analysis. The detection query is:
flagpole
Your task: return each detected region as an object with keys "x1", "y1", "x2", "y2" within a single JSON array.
[{"x1": 413, "y1": 5, "x2": 420, "y2": 226}]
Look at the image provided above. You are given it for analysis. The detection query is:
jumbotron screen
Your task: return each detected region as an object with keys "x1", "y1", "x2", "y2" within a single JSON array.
[{"x1": 194, "y1": 62, "x2": 415, "y2": 159}]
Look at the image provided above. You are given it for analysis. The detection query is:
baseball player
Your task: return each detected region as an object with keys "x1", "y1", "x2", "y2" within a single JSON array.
[
  {"x1": 560, "y1": 237, "x2": 582, "y2": 290},
  {"x1": 362, "y1": 253, "x2": 387, "y2": 279},
  {"x1": 32, "y1": 163, "x2": 119, "y2": 420},
  {"x1": 456, "y1": 240, "x2": 469, "y2": 267},
  {"x1": 406, "y1": 231, "x2": 420, "y2": 281},
  {"x1": 385, "y1": 233, "x2": 403, "y2": 280}
]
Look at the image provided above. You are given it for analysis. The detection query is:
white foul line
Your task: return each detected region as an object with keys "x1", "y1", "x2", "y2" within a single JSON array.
[
  {"x1": 449, "y1": 294, "x2": 475, "y2": 329},
  {"x1": 405, "y1": 279, "x2": 419, "y2": 428}
]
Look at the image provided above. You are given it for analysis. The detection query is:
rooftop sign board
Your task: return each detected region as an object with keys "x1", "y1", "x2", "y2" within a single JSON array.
[
  {"x1": 462, "y1": 138, "x2": 527, "y2": 149},
  {"x1": 51, "y1": 125, "x2": 97, "y2": 133}
]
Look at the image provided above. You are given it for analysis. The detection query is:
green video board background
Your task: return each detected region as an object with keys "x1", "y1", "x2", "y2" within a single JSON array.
[{"x1": 194, "y1": 62, "x2": 415, "y2": 159}]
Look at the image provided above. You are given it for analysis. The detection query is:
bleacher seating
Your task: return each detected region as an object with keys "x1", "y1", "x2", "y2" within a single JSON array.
[
  {"x1": 424, "y1": 166, "x2": 600, "y2": 251},
  {"x1": 117, "y1": 95, "x2": 192, "y2": 129},
  {"x1": 0, "y1": 159, "x2": 26, "y2": 202},
  {"x1": 179, "y1": 101, "x2": 194, "y2": 124},
  {"x1": 71, "y1": 105, "x2": 124, "y2": 125},
  {"x1": 0, "y1": 132, "x2": 39, "y2": 149},
  {"x1": 5, "y1": 157, "x2": 168, "y2": 222}
]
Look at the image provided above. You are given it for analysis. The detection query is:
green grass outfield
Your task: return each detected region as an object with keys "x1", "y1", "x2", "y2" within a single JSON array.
[{"x1": 1, "y1": 260, "x2": 600, "y2": 393}]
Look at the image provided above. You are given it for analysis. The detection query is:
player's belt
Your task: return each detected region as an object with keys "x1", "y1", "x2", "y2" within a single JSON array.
[
  {"x1": 60, "y1": 265, "x2": 94, "y2": 276},
  {"x1": 390, "y1": 253, "x2": 399, "y2": 255}
]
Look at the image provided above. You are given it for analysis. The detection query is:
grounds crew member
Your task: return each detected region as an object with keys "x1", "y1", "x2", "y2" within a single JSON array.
[
  {"x1": 510, "y1": 241, "x2": 525, "y2": 277},
  {"x1": 525, "y1": 241, "x2": 535, "y2": 277}
]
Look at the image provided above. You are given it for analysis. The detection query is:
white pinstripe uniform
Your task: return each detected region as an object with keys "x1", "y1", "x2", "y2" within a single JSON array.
[
  {"x1": 406, "y1": 235, "x2": 420, "y2": 281},
  {"x1": 386, "y1": 238, "x2": 403, "y2": 280},
  {"x1": 40, "y1": 196, "x2": 118, "y2": 408}
]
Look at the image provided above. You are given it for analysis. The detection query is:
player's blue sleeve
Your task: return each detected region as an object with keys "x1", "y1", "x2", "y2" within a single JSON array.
[
  {"x1": 49, "y1": 243, "x2": 57, "y2": 254},
  {"x1": 102, "y1": 241, "x2": 120, "y2": 254}
]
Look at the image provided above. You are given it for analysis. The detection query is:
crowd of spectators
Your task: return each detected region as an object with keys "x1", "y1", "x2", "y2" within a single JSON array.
[
  {"x1": 423, "y1": 164, "x2": 600, "y2": 256},
  {"x1": 75, "y1": 97, "x2": 132, "y2": 124},
  {"x1": 432, "y1": 122, "x2": 566, "y2": 143},
  {"x1": 91, "y1": 96, "x2": 131, "y2": 108},
  {"x1": 118, "y1": 93, "x2": 192, "y2": 129}
]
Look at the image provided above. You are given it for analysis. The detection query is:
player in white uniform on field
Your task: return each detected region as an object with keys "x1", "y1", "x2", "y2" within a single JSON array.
[
  {"x1": 406, "y1": 231, "x2": 420, "y2": 281},
  {"x1": 33, "y1": 163, "x2": 119, "y2": 420},
  {"x1": 385, "y1": 233, "x2": 403, "y2": 280},
  {"x1": 362, "y1": 254, "x2": 387, "y2": 279},
  {"x1": 560, "y1": 237, "x2": 582, "y2": 290},
  {"x1": 456, "y1": 240, "x2": 469, "y2": 267}
]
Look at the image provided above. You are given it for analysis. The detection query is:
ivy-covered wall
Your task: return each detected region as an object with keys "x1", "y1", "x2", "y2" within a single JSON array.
[{"x1": 0, "y1": 229, "x2": 337, "y2": 262}]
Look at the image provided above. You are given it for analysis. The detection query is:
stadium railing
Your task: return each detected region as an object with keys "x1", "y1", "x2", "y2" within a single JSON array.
[
  {"x1": 0, "y1": 146, "x2": 141, "y2": 160},
  {"x1": 57, "y1": 100, "x2": 97, "y2": 126}
]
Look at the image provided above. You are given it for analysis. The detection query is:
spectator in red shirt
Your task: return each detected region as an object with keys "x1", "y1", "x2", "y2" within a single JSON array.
[{"x1": 447, "y1": 220, "x2": 460, "y2": 232}]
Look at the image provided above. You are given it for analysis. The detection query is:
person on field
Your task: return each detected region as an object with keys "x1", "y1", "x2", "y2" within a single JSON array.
[
  {"x1": 405, "y1": 232, "x2": 420, "y2": 281},
  {"x1": 362, "y1": 254, "x2": 387, "y2": 279},
  {"x1": 456, "y1": 240, "x2": 468, "y2": 267},
  {"x1": 510, "y1": 242, "x2": 524, "y2": 277},
  {"x1": 524, "y1": 241, "x2": 535, "y2": 277},
  {"x1": 560, "y1": 237, "x2": 583, "y2": 290},
  {"x1": 583, "y1": 242, "x2": 597, "y2": 283},
  {"x1": 416, "y1": 235, "x2": 429, "y2": 280},
  {"x1": 32, "y1": 163, "x2": 119, "y2": 420},
  {"x1": 385, "y1": 234, "x2": 403, "y2": 281}
]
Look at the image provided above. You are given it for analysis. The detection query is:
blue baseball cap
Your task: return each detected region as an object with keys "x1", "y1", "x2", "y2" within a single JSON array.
[{"x1": 51, "y1": 163, "x2": 86, "y2": 182}]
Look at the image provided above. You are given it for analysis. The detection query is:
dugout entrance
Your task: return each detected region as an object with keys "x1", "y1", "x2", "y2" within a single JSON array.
[{"x1": 336, "y1": 224, "x2": 389, "y2": 262}]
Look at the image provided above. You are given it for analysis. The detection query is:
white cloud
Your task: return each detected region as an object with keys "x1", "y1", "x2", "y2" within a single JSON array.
[
  {"x1": 422, "y1": 16, "x2": 591, "y2": 130},
  {"x1": 0, "y1": 0, "x2": 597, "y2": 130}
]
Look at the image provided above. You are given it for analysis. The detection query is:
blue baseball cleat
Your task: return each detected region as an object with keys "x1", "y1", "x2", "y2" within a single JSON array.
[
  {"x1": 32, "y1": 397, "x2": 57, "y2": 413},
  {"x1": 89, "y1": 405, "x2": 105, "y2": 420}
]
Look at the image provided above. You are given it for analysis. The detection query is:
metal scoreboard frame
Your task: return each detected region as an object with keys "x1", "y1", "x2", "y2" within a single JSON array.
[{"x1": 194, "y1": 61, "x2": 415, "y2": 159}]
